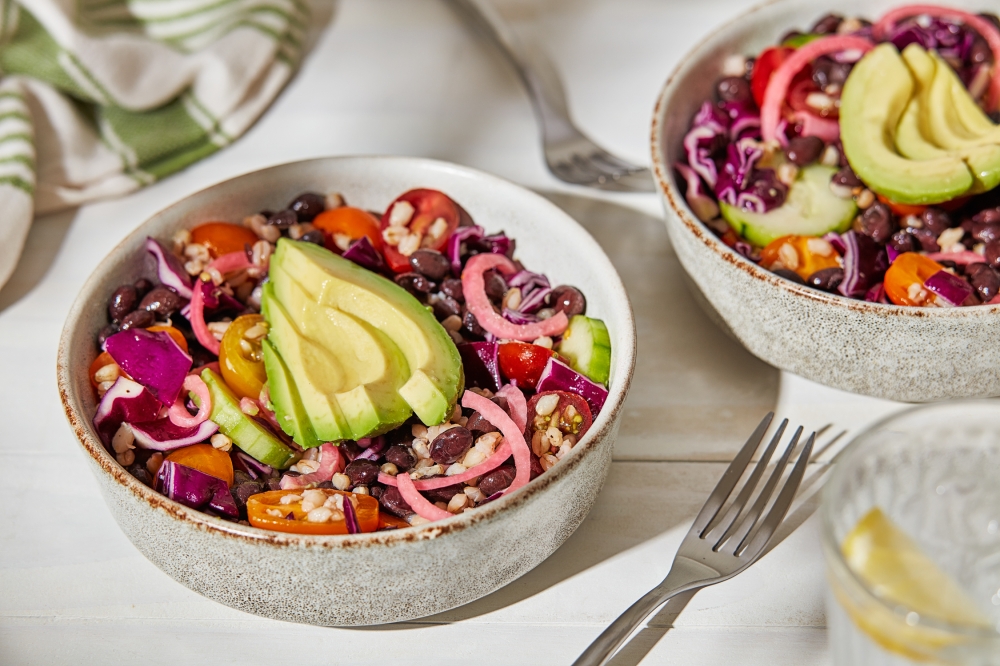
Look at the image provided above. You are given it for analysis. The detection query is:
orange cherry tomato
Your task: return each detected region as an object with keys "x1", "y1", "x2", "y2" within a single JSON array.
[
  {"x1": 166, "y1": 444, "x2": 234, "y2": 487},
  {"x1": 498, "y1": 342, "x2": 555, "y2": 389},
  {"x1": 377, "y1": 513, "x2": 411, "y2": 530},
  {"x1": 875, "y1": 194, "x2": 926, "y2": 218},
  {"x1": 89, "y1": 351, "x2": 128, "y2": 389},
  {"x1": 190, "y1": 222, "x2": 259, "y2": 258},
  {"x1": 312, "y1": 207, "x2": 383, "y2": 253},
  {"x1": 883, "y1": 253, "x2": 946, "y2": 306},
  {"x1": 760, "y1": 235, "x2": 841, "y2": 279},
  {"x1": 380, "y1": 189, "x2": 460, "y2": 273},
  {"x1": 219, "y1": 314, "x2": 268, "y2": 401},
  {"x1": 246, "y1": 489, "x2": 379, "y2": 535},
  {"x1": 148, "y1": 325, "x2": 189, "y2": 353}
]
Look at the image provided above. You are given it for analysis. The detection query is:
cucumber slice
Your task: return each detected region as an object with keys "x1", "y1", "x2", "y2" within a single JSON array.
[
  {"x1": 557, "y1": 315, "x2": 611, "y2": 385},
  {"x1": 721, "y1": 165, "x2": 857, "y2": 247}
]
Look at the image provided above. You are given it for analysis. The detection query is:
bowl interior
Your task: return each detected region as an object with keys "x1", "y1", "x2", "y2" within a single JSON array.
[{"x1": 58, "y1": 155, "x2": 636, "y2": 543}]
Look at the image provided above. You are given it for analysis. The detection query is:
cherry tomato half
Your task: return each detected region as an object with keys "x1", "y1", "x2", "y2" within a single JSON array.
[
  {"x1": 875, "y1": 194, "x2": 927, "y2": 218},
  {"x1": 166, "y1": 444, "x2": 234, "y2": 487},
  {"x1": 787, "y1": 79, "x2": 838, "y2": 119},
  {"x1": 380, "y1": 189, "x2": 460, "y2": 273},
  {"x1": 751, "y1": 46, "x2": 794, "y2": 107},
  {"x1": 191, "y1": 222, "x2": 259, "y2": 258},
  {"x1": 219, "y1": 314, "x2": 268, "y2": 401},
  {"x1": 526, "y1": 391, "x2": 593, "y2": 442},
  {"x1": 498, "y1": 342, "x2": 555, "y2": 389},
  {"x1": 884, "y1": 253, "x2": 946, "y2": 306},
  {"x1": 247, "y1": 489, "x2": 379, "y2": 535},
  {"x1": 312, "y1": 206, "x2": 383, "y2": 253},
  {"x1": 760, "y1": 235, "x2": 841, "y2": 280},
  {"x1": 148, "y1": 325, "x2": 189, "y2": 353}
]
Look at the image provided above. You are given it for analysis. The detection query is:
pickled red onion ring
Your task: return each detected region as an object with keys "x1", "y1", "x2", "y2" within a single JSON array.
[
  {"x1": 462, "y1": 253, "x2": 568, "y2": 341},
  {"x1": 167, "y1": 374, "x2": 211, "y2": 428},
  {"x1": 495, "y1": 383, "x2": 527, "y2": 432},
  {"x1": 279, "y1": 443, "x2": 343, "y2": 490},
  {"x1": 396, "y1": 472, "x2": 452, "y2": 522},
  {"x1": 378, "y1": 441, "x2": 512, "y2": 490},
  {"x1": 760, "y1": 35, "x2": 875, "y2": 143},
  {"x1": 874, "y1": 5, "x2": 1000, "y2": 110},
  {"x1": 189, "y1": 277, "x2": 220, "y2": 355},
  {"x1": 208, "y1": 251, "x2": 253, "y2": 274},
  {"x1": 462, "y1": 390, "x2": 531, "y2": 496},
  {"x1": 791, "y1": 111, "x2": 840, "y2": 143}
]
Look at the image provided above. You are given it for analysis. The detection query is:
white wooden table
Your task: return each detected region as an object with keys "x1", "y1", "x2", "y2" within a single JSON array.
[{"x1": 0, "y1": 1, "x2": 907, "y2": 663}]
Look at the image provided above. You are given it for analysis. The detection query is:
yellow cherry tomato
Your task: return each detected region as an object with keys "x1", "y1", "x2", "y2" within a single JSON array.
[
  {"x1": 884, "y1": 253, "x2": 945, "y2": 306},
  {"x1": 247, "y1": 489, "x2": 380, "y2": 535},
  {"x1": 166, "y1": 443, "x2": 234, "y2": 487},
  {"x1": 219, "y1": 314, "x2": 268, "y2": 400},
  {"x1": 760, "y1": 234, "x2": 841, "y2": 280}
]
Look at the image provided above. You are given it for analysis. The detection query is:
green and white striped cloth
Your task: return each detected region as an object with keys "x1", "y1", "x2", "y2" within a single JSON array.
[{"x1": 0, "y1": 0, "x2": 324, "y2": 289}]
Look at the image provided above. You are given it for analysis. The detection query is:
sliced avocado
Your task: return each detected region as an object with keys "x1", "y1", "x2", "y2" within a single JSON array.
[
  {"x1": 896, "y1": 98, "x2": 950, "y2": 161},
  {"x1": 201, "y1": 368, "x2": 298, "y2": 468},
  {"x1": 269, "y1": 264, "x2": 412, "y2": 438},
  {"x1": 841, "y1": 44, "x2": 973, "y2": 204},
  {"x1": 260, "y1": 339, "x2": 322, "y2": 449},
  {"x1": 271, "y1": 239, "x2": 462, "y2": 427},
  {"x1": 720, "y1": 165, "x2": 856, "y2": 246},
  {"x1": 261, "y1": 283, "x2": 350, "y2": 442}
]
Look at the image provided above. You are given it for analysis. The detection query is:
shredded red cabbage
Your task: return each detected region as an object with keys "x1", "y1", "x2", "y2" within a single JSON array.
[
  {"x1": 92, "y1": 377, "x2": 163, "y2": 445},
  {"x1": 155, "y1": 460, "x2": 238, "y2": 518},
  {"x1": 456, "y1": 341, "x2": 501, "y2": 392},
  {"x1": 341, "y1": 236, "x2": 385, "y2": 273},
  {"x1": 145, "y1": 237, "x2": 193, "y2": 299},
  {"x1": 838, "y1": 231, "x2": 886, "y2": 298},
  {"x1": 536, "y1": 358, "x2": 609, "y2": 415},
  {"x1": 925, "y1": 269, "x2": 975, "y2": 306},
  {"x1": 130, "y1": 418, "x2": 219, "y2": 451},
  {"x1": 105, "y1": 329, "x2": 192, "y2": 406}
]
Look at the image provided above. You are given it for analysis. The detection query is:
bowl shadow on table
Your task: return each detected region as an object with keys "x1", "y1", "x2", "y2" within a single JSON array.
[
  {"x1": 366, "y1": 192, "x2": 783, "y2": 629},
  {"x1": 0, "y1": 208, "x2": 76, "y2": 315}
]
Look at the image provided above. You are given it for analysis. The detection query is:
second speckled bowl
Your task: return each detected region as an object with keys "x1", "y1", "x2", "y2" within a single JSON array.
[
  {"x1": 57, "y1": 156, "x2": 636, "y2": 626},
  {"x1": 652, "y1": 0, "x2": 1000, "y2": 402}
]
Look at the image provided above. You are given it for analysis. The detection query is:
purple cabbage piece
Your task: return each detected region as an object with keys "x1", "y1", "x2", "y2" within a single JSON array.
[
  {"x1": 155, "y1": 460, "x2": 238, "y2": 518},
  {"x1": 823, "y1": 232, "x2": 847, "y2": 256},
  {"x1": 481, "y1": 232, "x2": 513, "y2": 258},
  {"x1": 508, "y1": 269, "x2": 550, "y2": 292},
  {"x1": 234, "y1": 452, "x2": 273, "y2": 480},
  {"x1": 925, "y1": 270, "x2": 975, "y2": 306},
  {"x1": 356, "y1": 436, "x2": 387, "y2": 461},
  {"x1": 720, "y1": 100, "x2": 761, "y2": 141},
  {"x1": 341, "y1": 236, "x2": 385, "y2": 273},
  {"x1": 130, "y1": 418, "x2": 218, "y2": 451},
  {"x1": 715, "y1": 139, "x2": 788, "y2": 213},
  {"x1": 447, "y1": 225, "x2": 485, "y2": 276},
  {"x1": 535, "y1": 358, "x2": 609, "y2": 415},
  {"x1": 675, "y1": 163, "x2": 720, "y2": 223},
  {"x1": 838, "y1": 231, "x2": 885, "y2": 298},
  {"x1": 92, "y1": 377, "x2": 163, "y2": 445},
  {"x1": 145, "y1": 237, "x2": 193, "y2": 299},
  {"x1": 889, "y1": 17, "x2": 975, "y2": 62},
  {"x1": 502, "y1": 308, "x2": 539, "y2": 326},
  {"x1": 865, "y1": 282, "x2": 890, "y2": 304},
  {"x1": 180, "y1": 279, "x2": 242, "y2": 319},
  {"x1": 519, "y1": 286, "x2": 552, "y2": 314},
  {"x1": 457, "y1": 341, "x2": 501, "y2": 392},
  {"x1": 105, "y1": 328, "x2": 192, "y2": 406},
  {"x1": 683, "y1": 101, "x2": 730, "y2": 188},
  {"x1": 343, "y1": 495, "x2": 360, "y2": 534}
]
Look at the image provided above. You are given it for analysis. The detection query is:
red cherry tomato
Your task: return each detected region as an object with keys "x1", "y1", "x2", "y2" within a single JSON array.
[
  {"x1": 380, "y1": 189, "x2": 460, "y2": 273},
  {"x1": 786, "y1": 78, "x2": 839, "y2": 120},
  {"x1": 312, "y1": 207, "x2": 383, "y2": 253},
  {"x1": 498, "y1": 342, "x2": 555, "y2": 389},
  {"x1": 190, "y1": 222, "x2": 259, "y2": 258},
  {"x1": 751, "y1": 46, "x2": 795, "y2": 107},
  {"x1": 526, "y1": 391, "x2": 593, "y2": 441}
]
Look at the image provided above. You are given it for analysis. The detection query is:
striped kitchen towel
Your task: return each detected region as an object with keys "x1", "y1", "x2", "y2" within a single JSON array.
[{"x1": 0, "y1": 0, "x2": 328, "y2": 290}]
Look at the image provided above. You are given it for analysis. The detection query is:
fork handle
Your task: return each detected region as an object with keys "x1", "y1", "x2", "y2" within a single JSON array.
[
  {"x1": 571, "y1": 561, "x2": 716, "y2": 666},
  {"x1": 444, "y1": 0, "x2": 583, "y2": 144}
]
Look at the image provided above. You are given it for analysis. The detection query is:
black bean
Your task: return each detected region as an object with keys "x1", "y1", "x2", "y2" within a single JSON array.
[
  {"x1": 379, "y1": 486, "x2": 413, "y2": 518},
  {"x1": 920, "y1": 208, "x2": 951, "y2": 236},
  {"x1": 805, "y1": 267, "x2": 844, "y2": 292},
  {"x1": 370, "y1": 485, "x2": 384, "y2": 500},
  {"x1": 133, "y1": 278, "x2": 153, "y2": 300},
  {"x1": 972, "y1": 222, "x2": 1000, "y2": 244},
  {"x1": 409, "y1": 249, "x2": 451, "y2": 281},
  {"x1": 466, "y1": 411, "x2": 498, "y2": 436},
  {"x1": 478, "y1": 465, "x2": 516, "y2": 497},
  {"x1": 431, "y1": 293, "x2": 462, "y2": 320},
  {"x1": 267, "y1": 477, "x2": 282, "y2": 491},
  {"x1": 288, "y1": 192, "x2": 326, "y2": 222},
  {"x1": 120, "y1": 309, "x2": 155, "y2": 330},
  {"x1": 440, "y1": 278, "x2": 464, "y2": 302},
  {"x1": 424, "y1": 485, "x2": 462, "y2": 503},
  {"x1": 812, "y1": 56, "x2": 851, "y2": 89},
  {"x1": 233, "y1": 470, "x2": 254, "y2": 486},
  {"x1": 968, "y1": 263, "x2": 1000, "y2": 301},
  {"x1": 127, "y1": 462, "x2": 152, "y2": 487},
  {"x1": 889, "y1": 230, "x2": 918, "y2": 255},
  {"x1": 970, "y1": 37, "x2": 992, "y2": 65},
  {"x1": 986, "y1": 241, "x2": 1000, "y2": 268},
  {"x1": 108, "y1": 285, "x2": 138, "y2": 322},
  {"x1": 548, "y1": 285, "x2": 586, "y2": 317},
  {"x1": 716, "y1": 76, "x2": 751, "y2": 103},
  {"x1": 429, "y1": 427, "x2": 473, "y2": 465},
  {"x1": 812, "y1": 13, "x2": 843, "y2": 34},
  {"x1": 483, "y1": 270, "x2": 507, "y2": 301},
  {"x1": 911, "y1": 228, "x2": 941, "y2": 253},
  {"x1": 97, "y1": 323, "x2": 119, "y2": 348},
  {"x1": 395, "y1": 272, "x2": 434, "y2": 296},
  {"x1": 300, "y1": 230, "x2": 325, "y2": 245},
  {"x1": 773, "y1": 268, "x2": 805, "y2": 285},
  {"x1": 345, "y1": 459, "x2": 380, "y2": 486},
  {"x1": 140, "y1": 286, "x2": 185, "y2": 317},
  {"x1": 462, "y1": 308, "x2": 485, "y2": 338},
  {"x1": 786, "y1": 136, "x2": 824, "y2": 166},
  {"x1": 832, "y1": 166, "x2": 862, "y2": 188},
  {"x1": 858, "y1": 203, "x2": 895, "y2": 244},
  {"x1": 234, "y1": 481, "x2": 264, "y2": 507},
  {"x1": 975, "y1": 207, "x2": 1000, "y2": 225},
  {"x1": 384, "y1": 445, "x2": 415, "y2": 471},
  {"x1": 266, "y1": 209, "x2": 297, "y2": 228}
]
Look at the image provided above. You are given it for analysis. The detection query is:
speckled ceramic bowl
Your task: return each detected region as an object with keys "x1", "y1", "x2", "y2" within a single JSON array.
[
  {"x1": 57, "y1": 156, "x2": 636, "y2": 626},
  {"x1": 652, "y1": 0, "x2": 1000, "y2": 403}
]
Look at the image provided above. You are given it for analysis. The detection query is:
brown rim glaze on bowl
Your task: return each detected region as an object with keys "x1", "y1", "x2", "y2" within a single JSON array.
[
  {"x1": 651, "y1": 0, "x2": 1000, "y2": 402},
  {"x1": 57, "y1": 156, "x2": 636, "y2": 626}
]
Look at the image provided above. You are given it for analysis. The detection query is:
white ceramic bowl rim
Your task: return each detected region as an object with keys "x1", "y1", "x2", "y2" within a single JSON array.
[
  {"x1": 57, "y1": 155, "x2": 637, "y2": 551},
  {"x1": 650, "y1": 0, "x2": 1000, "y2": 319}
]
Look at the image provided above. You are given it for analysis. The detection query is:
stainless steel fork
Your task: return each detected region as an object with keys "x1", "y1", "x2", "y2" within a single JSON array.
[
  {"x1": 445, "y1": 0, "x2": 655, "y2": 192},
  {"x1": 573, "y1": 413, "x2": 815, "y2": 666}
]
